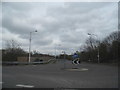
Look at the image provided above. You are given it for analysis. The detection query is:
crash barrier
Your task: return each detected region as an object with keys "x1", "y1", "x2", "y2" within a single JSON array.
[
  {"x1": 72, "y1": 58, "x2": 81, "y2": 65},
  {"x1": 2, "y1": 62, "x2": 41, "y2": 65},
  {"x1": 2, "y1": 61, "x2": 48, "y2": 65},
  {"x1": 2, "y1": 59, "x2": 57, "y2": 65},
  {"x1": 2, "y1": 62, "x2": 20, "y2": 65}
]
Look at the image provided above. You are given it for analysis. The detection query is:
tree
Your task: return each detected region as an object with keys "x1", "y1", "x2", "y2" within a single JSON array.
[
  {"x1": 102, "y1": 31, "x2": 120, "y2": 63},
  {"x1": 85, "y1": 37, "x2": 100, "y2": 62},
  {"x1": 98, "y1": 43, "x2": 108, "y2": 63},
  {"x1": 79, "y1": 31, "x2": 119, "y2": 63},
  {"x1": 2, "y1": 39, "x2": 27, "y2": 61}
]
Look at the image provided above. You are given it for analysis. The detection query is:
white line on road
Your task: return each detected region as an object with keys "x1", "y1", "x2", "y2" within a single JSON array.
[{"x1": 16, "y1": 84, "x2": 34, "y2": 88}]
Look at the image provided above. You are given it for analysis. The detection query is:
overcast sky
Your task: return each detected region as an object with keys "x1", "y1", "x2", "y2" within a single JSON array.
[{"x1": 1, "y1": 2, "x2": 118, "y2": 55}]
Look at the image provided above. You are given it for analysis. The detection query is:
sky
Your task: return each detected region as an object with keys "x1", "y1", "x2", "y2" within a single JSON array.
[{"x1": 1, "y1": 2, "x2": 118, "y2": 55}]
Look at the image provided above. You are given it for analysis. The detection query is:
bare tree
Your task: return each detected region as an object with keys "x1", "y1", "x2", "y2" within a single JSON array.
[
  {"x1": 80, "y1": 31, "x2": 120, "y2": 63},
  {"x1": 3, "y1": 39, "x2": 26, "y2": 61},
  {"x1": 103, "y1": 31, "x2": 120, "y2": 45},
  {"x1": 85, "y1": 37, "x2": 99, "y2": 50}
]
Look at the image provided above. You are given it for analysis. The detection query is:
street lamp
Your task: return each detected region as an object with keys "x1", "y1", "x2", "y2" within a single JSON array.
[
  {"x1": 55, "y1": 44, "x2": 61, "y2": 60},
  {"x1": 28, "y1": 30, "x2": 37, "y2": 63},
  {"x1": 87, "y1": 33, "x2": 100, "y2": 63},
  {"x1": 62, "y1": 51, "x2": 66, "y2": 69}
]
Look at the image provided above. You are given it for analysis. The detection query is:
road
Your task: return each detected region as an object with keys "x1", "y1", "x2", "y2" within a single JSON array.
[{"x1": 2, "y1": 60, "x2": 118, "y2": 88}]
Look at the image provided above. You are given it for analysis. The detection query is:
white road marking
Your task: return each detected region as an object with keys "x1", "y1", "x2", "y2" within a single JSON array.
[
  {"x1": 65, "y1": 68, "x2": 88, "y2": 71},
  {"x1": 16, "y1": 84, "x2": 34, "y2": 88}
]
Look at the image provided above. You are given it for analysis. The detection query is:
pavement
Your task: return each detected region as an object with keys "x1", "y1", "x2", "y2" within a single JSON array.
[{"x1": 2, "y1": 60, "x2": 118, "y2": 88}]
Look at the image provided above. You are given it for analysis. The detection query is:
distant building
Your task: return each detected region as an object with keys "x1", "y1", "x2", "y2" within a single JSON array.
[
  {"x1": 1, "y1": 49, "x2": 55, "y2": 62},
  {"x1": 17, "y1": 54, "x2": 55, "y2": 62}
]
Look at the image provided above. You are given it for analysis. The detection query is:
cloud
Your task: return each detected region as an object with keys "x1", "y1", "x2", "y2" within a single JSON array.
[{"x1": 1, "y1": 2, "x2": 118, "y2": 55}]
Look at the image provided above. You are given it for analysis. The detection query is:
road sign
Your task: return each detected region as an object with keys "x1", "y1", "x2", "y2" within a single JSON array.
[
  {"x1": 72, "y1": 58, "x2": 81, "y2": 65},
  {"x1": 77, "y1": 60, "x2": 81, "y2": 64}
]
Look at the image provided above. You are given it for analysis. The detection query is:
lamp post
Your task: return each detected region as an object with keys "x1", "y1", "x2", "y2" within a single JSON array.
[
  {"x1": 55, "y1": 45, "x2": 56, "y2": 59},
  {"x1": 88, "y1": 33, "x2": 100, "y2": 63},
  {"x1": 28, "y1": 30, "x2": 37, "y2": 63},
  {"x1": 62, "y1": 51, "x2": 66, "y2": 69},
  {"x1": 55, "y1": 44, "x2": 61, "y2": 60},
  {"x1": 57, "y1": 44, "x2": 61, "y2": 59}
]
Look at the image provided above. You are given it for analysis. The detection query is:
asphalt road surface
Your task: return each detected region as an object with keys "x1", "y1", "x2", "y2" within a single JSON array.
[{"x1": 2, "y1": 60, "x2": 118, "y2": 88}]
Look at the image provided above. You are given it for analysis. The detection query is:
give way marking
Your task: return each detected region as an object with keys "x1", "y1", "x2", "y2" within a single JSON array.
[{"x1": 16, "y1": 84, "x2": 34, "y2": 88}]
